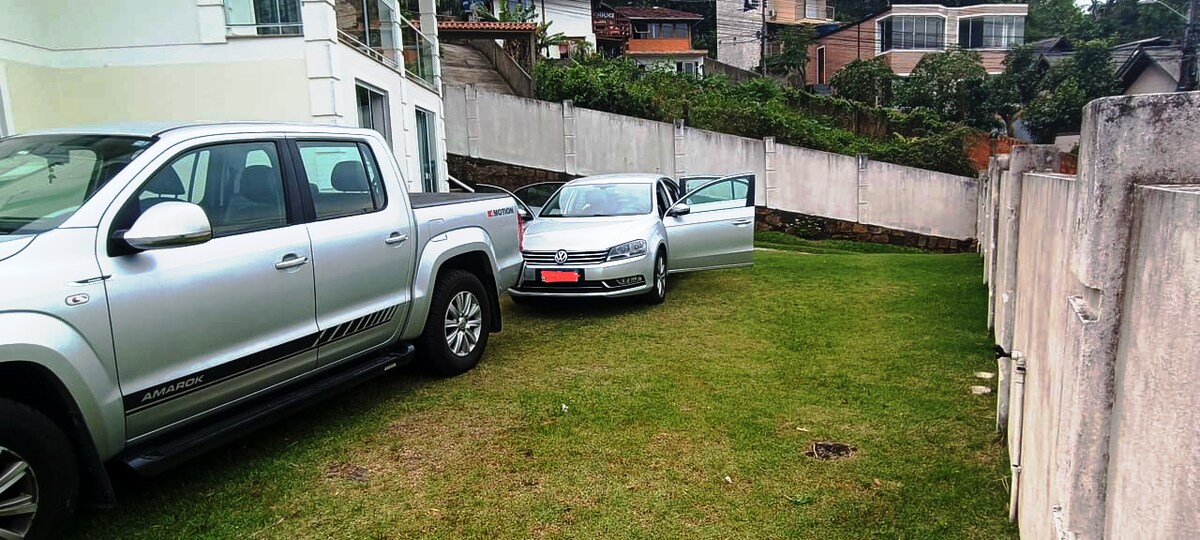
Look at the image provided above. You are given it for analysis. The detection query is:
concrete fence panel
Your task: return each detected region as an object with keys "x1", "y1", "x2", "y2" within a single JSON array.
[
  {"x1": 443, "y1": 85, "x2": 468, "y2": 157},
  {"x1": 475, "y1": 91, "x2": 564, "y2": 172},
  {"x1": 575, "y1": 108, "x2": 675, "y2": 176},
  {"x1": 859, "y1": 160, "x2": 979, "y2": 240},
  {"x1": 681, "y1": 127, "x2": 765, "y2": 180},
  {"x1": 770, "y1": 144, "x2": 859, "y2": 222},
  {"x1": 1103, "y1": 184, "x2": 1200, "y2": 539}
]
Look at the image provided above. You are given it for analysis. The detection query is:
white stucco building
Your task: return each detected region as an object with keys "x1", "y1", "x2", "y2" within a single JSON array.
[{"x1": 0, "y1": 0, "x2": 449, "y2": 192}]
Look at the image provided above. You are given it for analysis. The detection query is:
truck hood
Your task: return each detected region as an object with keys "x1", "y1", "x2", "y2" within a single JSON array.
[
  {"x1": 523, "y1": 216, "x2": 656, "y2": 252},
  {"x1": 0, "y1": 235, "x2": 35, "y2": 263}
]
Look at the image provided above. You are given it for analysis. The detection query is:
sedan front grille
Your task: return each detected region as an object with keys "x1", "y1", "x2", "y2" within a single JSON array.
[{"x1": 522, "y1": 249, "x2": 609, "y2": 266}]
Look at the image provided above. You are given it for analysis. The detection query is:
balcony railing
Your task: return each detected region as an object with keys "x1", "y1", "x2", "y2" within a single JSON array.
[
  {"x1": 336, "y1": 0, "x2": 436, "y2": 88},
  {"x1": 402, "y1": 19, "x2": 437, "y2": 88}
]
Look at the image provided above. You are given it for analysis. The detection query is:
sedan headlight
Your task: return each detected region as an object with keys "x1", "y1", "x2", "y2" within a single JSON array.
[{"x1": 607, "y1": 240, "x2": 647, "y2": 261}]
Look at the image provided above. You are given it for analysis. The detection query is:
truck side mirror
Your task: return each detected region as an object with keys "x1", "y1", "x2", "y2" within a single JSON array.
[{"x1": 122, "y1": 201, "x2": 213, "y2": 251}]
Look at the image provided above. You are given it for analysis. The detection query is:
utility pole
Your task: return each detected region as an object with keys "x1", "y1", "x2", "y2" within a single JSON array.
[
  {"x1": 760, "y1": 0, "x2": 767, "y2": 75},
  {"x1": 1179, "y1": 0, "x2": 1198, "y2": 91}
]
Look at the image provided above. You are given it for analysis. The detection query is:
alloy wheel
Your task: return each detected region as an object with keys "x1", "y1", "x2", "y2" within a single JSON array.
[
  {"x1": 444, "y1": 290, "x2": 483, "y2": 357},
  {"x1": 656, "y1": 256, "x2": 667, "y2": 296},
  {"x1": 0, "y1": 446, "x2": 38, "y2": 540}
]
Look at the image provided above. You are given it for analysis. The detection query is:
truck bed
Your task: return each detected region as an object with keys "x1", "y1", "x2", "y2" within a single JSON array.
[{"x1": 409, "y1": 192, "x2": 510, "y2": 209}]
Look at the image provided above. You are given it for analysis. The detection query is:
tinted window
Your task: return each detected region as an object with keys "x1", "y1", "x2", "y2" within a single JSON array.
[
  {"x1": 136, "y1": 141, "x2": 287, "y2": 237},
  {"x1": 296, "y1": 141, "x2": 387, "y2": 220},
  {"x1": 513, "y1": 182, "x2": 564, "y2": 208},
  {"x1": 683, "y1": 178, "x2": 751, "y2": 209}
]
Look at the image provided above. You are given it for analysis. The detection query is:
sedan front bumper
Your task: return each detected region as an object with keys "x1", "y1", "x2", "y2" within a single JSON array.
[{"x1": 509, "y1": 254, "x2": 654, "y2": 298}]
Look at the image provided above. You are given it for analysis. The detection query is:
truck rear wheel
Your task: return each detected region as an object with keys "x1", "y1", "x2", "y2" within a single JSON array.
[
  {"x1": 420, "y1": 270, "x2": 492, "y2": 377},
  {"x1": 0, "y1": 399, "x2": 78, "y2": 540}
]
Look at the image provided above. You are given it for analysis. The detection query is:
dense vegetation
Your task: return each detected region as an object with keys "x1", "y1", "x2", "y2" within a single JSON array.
[{"x1": 536, "y1": 57, "x2": 978, "y2": 177}]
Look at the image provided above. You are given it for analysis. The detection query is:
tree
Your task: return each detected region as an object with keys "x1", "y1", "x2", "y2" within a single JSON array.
[
  {"x1": 896, "y1": 50, "x2": 989, "y2": 125},
  {"x1": 1021, "y1": 40, "x2": 1119, "y2": 142},
  {"x1": 1026, "y1": 0, "x2": 1087, "y2": 41},
  {"x1": 765, "y1": 26, "x2": 818, "y2": 86},
  {"x1": 828, "y1": 58, "x2": 896, "y2": 106},
  {"x1": 473, "y1": 1, "x2": 565, "y2": 55},
  {"x1": 979, "y1": 45, "x2": 1043, "y2": 135}
]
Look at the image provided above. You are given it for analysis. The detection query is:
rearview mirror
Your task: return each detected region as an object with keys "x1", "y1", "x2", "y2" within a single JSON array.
[
  {"x1": 666, "y1": 203, "x2": 691, "y2": 218},
  {"x1": 122, "y1": 201, "x2": 213, "y2": 251}
]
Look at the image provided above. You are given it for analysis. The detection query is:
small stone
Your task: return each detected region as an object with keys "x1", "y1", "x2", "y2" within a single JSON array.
[
  {"x1": 723, "y1": 475, "x2": 734, "y2": 484},
  {"x1": 975, "y1": 372, "x2": 995, "y2": 379},
  {"x1": 970, "y1": 385, "x2": 992, "y2": 395}
]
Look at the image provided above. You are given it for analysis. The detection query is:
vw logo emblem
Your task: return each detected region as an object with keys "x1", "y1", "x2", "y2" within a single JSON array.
[{"x1": 554, "y1": 250, "x2": 569, "y2": 265}]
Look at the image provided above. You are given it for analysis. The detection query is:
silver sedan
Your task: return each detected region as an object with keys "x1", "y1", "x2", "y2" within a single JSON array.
[{"x1": 504, "y1": 173, "x2": 756, "y2": 303}]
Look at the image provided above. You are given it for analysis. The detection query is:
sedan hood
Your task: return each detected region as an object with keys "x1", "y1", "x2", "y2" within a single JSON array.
[
  {"x1": 523, "y1": 216, "x2": 654, "y2": 252},
  {"x1": 0, "y1": 235, "x2": 35, "y2": 263}
]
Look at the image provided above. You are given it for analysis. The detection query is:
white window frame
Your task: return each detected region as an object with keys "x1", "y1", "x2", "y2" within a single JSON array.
[
  {"x1": 355, "y1": 81, "x2": 392, "y2": 145},
  {"x1": 956, "y1": 14, "x2": 1027, "y2": 51},
  {"x1": 875, "y1": 14, "x2": 948, "y2": 55}
]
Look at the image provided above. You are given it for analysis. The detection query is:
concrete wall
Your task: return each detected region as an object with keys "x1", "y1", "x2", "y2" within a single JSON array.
[
  {"x1": 860, "y1": 160, "x2": 979, "y2": 239},
  {"x1": 1104, "y1": 184, "x2": 1200, "y2": 539},
  {"x1": 445, "y1": 86, "x2": 980, "y2": 241},
  {"x1": 984, "y1": 91, "x2": 1200, "y2": 540},
  {"x1": 576, "y1": 108, "x2": 674, "y2": 175}
]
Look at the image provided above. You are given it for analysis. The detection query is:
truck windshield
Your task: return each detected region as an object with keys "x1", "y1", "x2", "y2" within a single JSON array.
[
  {"x1": 539, "y1": 183, "x2": 652, "y2": 217},
  {"x1": 0, "y1": 134, "x2": 151, "y2": 235}
]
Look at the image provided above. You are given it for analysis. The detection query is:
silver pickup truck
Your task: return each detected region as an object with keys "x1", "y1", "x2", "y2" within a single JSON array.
[{"x1": 0, "y1": 122, "x2": 523, "y2": 539}]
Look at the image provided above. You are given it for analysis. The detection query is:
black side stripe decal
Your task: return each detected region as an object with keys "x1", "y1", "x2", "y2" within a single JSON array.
[{"x1": 123, "y1": 305, "x2": 398, "y2": 415}]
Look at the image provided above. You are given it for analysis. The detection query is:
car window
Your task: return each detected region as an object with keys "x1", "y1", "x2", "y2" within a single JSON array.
[
  {"x1": 683, "y1": 177, "x2": 751, "y2": 211},
  {"x1": 656, "y1": 182, "x2": 672, "y2": 217},
  {"x1": 540, "y1": 183, "x2": 652, "y2": 217},
  {"x1": 513, "y1": 182, "x2": 564, "y2": 208},
  {"x1": 135, "y1": 141, "x2": 288, "y2": 237},
  {"x1": 296, "y1": 141, "x2": 386, "y2": 220}
]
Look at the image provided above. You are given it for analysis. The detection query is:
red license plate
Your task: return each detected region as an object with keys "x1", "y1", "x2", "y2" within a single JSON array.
[{"x1": 540, "y1": 270, "x2": 580, "y2": 283}]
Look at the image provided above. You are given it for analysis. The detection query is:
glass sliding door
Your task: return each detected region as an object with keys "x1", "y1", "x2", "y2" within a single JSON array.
[{"x1": 414, "y1": 108, "x2": 438, "y2": 193}]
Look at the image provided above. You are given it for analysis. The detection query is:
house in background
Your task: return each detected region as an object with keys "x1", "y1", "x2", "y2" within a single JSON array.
[
  {"x1": 717, "y1": 0, "x2": 836, "y2": 72},
  {"x1": 594, "y1": 5, "x2": 708, "y2": 74},
  {"x1": 806, "y1": 3, "x2": 1028, "y2": 85},
  {"x1": 0, "y1": 0, "x2": 450, "y2": 192}
]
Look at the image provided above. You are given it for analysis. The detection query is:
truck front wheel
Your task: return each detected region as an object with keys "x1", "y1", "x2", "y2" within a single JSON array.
[
  {"x1": 420, "y1": 270, "x2": 492, "y2": 377},
  {"x1": 0, "y1": 398, "x2": 78, "y2": 540}
]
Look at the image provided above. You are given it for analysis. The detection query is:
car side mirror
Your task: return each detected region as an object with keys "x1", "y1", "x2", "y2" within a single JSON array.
[
  {"x1": 122, "y1": 201, "x2": 213, "y2": 251},
  {"x1": 666, "y1": 203, "x2": 691, "y2": 218},
  {"x1": 517, "y1": 207, "x2": 533, "y2": 221}
]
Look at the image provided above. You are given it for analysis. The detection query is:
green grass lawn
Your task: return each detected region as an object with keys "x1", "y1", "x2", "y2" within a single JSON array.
[{"x1": 66, "y1": 247, "x2": 1014, "y2": 539}]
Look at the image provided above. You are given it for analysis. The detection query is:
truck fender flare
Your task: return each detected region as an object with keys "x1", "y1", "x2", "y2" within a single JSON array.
[
  {"x1": 0, "y1": 313, "x2": 126, "y2": 505},
  {"x1": 401, "y1": 227, "x2": 501, "y2": 340}
]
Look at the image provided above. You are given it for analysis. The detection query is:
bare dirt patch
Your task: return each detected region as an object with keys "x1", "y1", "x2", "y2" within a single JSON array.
[{"x1": 805, "y1": 441, "x2": 858, "y2": 461}]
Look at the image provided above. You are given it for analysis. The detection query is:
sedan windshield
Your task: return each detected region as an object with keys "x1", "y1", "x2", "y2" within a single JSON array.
[
  {"x1": 0, "y1": 134, "x2": 151, "y2": 235},
  {"x1": 539, "y1": 183, "x2": 651, "y2": 217}
]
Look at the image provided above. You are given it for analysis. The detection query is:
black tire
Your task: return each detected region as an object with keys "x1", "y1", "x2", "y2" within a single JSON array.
[
  {"x1": 642, "y1": 249, "x2": 667, "y2": 305},
  {"x1": 419, "y1": 270, "x2": 492, "y2": 377},
  {"x1": 0, "y1": 399, "x2": 78, "y2": 540}
]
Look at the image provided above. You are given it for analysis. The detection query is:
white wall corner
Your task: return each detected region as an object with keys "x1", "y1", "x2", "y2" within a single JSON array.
[
  {"x1": 301, "y1": 0, "x2": 339, "y2": 43},
  {"x1": 196, "y1": 0, "x2": 229, "y2": 44}
]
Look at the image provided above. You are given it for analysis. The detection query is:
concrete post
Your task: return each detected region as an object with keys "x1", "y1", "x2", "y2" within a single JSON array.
[
  {"x1": 673, "y1": 120, "x2": 687, "y2": 178},
  {"x1": 301, "y1": 0, "x2": 341, "y2": 124},
  {"x1": 562, "y1": 100, "x2": 577, "y2": 175},
  {"x1": 855, "y1": 154, "x2": 869, "y2": 224},
  {"x1": 762, "y1": 136, "x2": 776, "y2": 207},
  {"x1": 1055, "y1": 92, "x2": 1200, "y2": 540},
  {"x1": 994, "y1": 145, "x2": 1058, "y2": 436},
  {"x1": 465, "y1": 84, "x2": 481, "y2": 158}
]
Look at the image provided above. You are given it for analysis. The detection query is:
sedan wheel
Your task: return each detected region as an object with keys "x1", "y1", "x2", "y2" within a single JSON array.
[
  {"x1": 643, "y1": 250, "x2": 667, "y2": 305},
  {"x1": 0, "y1": 446, "x2": 38, "y2": 540}
]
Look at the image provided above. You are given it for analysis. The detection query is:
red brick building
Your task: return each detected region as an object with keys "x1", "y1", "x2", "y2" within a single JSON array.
[{"x1": 806, "y1": 3, "x2": 1028, "y2": 86}]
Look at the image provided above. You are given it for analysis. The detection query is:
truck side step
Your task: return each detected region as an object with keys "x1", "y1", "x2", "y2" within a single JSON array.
[{"x1": 119, "y1": 343, "x2": 415, "y2": 476}]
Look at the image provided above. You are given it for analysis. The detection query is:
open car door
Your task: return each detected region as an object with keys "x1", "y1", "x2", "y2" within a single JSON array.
[
  {"x1": 663, "y1": 173, "x2": 755, "y2": 273},
  {"x1": 677, "y1": 174, "x2": 721, "y2": 195}
]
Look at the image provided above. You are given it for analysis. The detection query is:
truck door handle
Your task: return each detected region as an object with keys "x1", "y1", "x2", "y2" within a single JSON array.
[
  {"x1": 732, "y1": 219, "x2": 753, "y2": 226},
  {"x1": 385, "y1": 233, "x2": 409, "y2": 245},
  {"x1": 275, "y1": 255, "x2": 309, "y2": 270}
]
